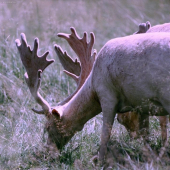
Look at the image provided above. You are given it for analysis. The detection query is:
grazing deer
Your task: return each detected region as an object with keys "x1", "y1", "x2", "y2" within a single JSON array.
[
  {"x1": 117, "y1": 22, "x2": 170, "y2": 158},
  {"x1": 16, "y1": 29, "x2": 170, "y2": 164}
]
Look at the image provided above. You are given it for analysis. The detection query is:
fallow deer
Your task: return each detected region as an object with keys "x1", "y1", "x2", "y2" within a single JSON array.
[{"x1": 16, "y1": 29, "x2": 170, "y2": 164}]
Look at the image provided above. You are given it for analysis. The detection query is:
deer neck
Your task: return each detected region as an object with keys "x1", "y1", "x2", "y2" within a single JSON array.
[{"x1": 57, "y1": 74, "x2": 101, "y2": 132}]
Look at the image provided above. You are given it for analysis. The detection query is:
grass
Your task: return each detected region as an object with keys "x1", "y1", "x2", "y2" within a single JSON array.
[{"x1": 0, "y1": 0, "x2": 170, "y2": 169}]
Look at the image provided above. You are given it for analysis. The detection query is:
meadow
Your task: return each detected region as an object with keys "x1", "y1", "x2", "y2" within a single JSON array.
[{"x1": 0, "y1": 0, "x2": 170, "y2": 169}]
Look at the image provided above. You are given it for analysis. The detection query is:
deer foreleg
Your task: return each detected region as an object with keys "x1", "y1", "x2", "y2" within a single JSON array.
[{"x1": 98, "y1": 94, "x2": 118, "y2": 164}]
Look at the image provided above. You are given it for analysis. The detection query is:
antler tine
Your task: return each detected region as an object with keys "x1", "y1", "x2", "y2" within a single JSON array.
[
  {"x1": 54, "y1": 45, "x2": 81, "y2": 84},
  {"x1": 89, "y1": 32, "x2": 95, "y2": 50},
  {"x1": 15, "y1": 33, "x2": 54, "y2": 114}
]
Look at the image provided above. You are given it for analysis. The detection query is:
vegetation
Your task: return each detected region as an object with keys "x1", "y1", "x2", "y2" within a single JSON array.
[{"x1": 0, "y1": 0, "x2": 170, "y2": 169}]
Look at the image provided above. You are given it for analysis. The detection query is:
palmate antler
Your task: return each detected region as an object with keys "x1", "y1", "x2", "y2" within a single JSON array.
[
  {"x1": 55, "y1": 27, "x2": 97, "y2": 104},
  {"x1": 16, "y1": 28, "x2": 96, "y2": 112},
  {"x1": 15, "y1": 33, "x2": 54, "y2": 114}
]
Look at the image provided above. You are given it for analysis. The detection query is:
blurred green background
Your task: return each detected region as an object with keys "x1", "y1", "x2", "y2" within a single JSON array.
[{"x1": 0, "y1": 0, "x2": 170, "y2": 169}]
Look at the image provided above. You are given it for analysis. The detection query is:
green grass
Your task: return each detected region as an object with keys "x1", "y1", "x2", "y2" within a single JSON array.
[{"x1": 0, "y1": 0, "x2": 170, "y2": 169}]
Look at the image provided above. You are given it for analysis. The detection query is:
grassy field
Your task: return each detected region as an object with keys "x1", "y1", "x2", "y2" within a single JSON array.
[{"x1": 0, "y1": 0, "x2": 170, "y2": 169}]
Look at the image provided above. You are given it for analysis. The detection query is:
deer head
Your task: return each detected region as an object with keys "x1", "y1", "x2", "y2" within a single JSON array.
[
  {"x1": 15, "y1": 28, "x2": 97, "y2": 149},
  {"x1": 117, "y1": 111, "x2": 140, "y2": 138}
]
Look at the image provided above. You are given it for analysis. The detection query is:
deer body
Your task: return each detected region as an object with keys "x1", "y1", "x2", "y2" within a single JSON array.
[
  {"x1": 93, "y1": 33, "x2": 170, "y2": 113},
  {"x1": 92, "y1": 33, "x2": 170, "y2": 160},
  {"x1": 147, "y1": 23, "x2": 170, "y2": 33}
]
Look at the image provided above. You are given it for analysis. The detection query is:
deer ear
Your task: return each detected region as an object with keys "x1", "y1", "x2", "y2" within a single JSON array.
[
  {"x1": 52, "y1": 109, "x2": 61, "y2": 119},
  {"x1": 146, "y1": 21, "x2": 151, "y2": 29}
]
